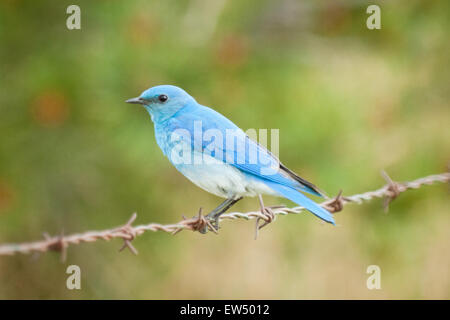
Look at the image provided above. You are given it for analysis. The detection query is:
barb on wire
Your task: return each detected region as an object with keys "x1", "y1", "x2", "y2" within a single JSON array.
[
  {"x1": 0, "y1": 171, "x2": 448, "y2": 258},
  {"x1": 118, "y1": 213, "x2": 139, "y2": 255}
]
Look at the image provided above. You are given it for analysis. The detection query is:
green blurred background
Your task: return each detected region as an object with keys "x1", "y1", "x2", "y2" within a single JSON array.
[{"x1": 0, "y1": 0, "x2": 449, "y2": 299}]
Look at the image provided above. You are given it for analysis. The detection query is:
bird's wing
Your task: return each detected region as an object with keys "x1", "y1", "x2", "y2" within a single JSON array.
[{"x1": 167, "y1": 105, "x2": 323, "y2": 197}]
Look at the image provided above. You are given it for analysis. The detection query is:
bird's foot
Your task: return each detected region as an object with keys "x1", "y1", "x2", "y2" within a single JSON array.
[
  {"x1": 172, "y1": 208, "x2": 219, "y2": 235},
  {"x1": 198, "y1": 197, "x2": 243, "y2": 234},
  {"x1": 255, "y1": 196, "x2": 276, "y2": 239},
  {"x1": 198, "y1": 212, "x2": 220, "y2": 234},
  {"x1": 257, "y1": 206, "x2": 275, "y2": 230}
]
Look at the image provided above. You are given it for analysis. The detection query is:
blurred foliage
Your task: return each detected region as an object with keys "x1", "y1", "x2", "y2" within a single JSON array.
[{"x1": 0, "y1": 0, "x2": 449, "y2": 299}]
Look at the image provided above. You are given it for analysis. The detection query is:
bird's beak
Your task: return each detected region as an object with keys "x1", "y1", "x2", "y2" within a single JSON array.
[{"x1": 125, "y1": 97, "x2": 144, "y2": 105}]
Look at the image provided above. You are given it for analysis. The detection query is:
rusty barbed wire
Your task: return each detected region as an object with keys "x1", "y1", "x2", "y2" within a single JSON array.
[{"x1": 0, "y1": 171, "x2": 448, "y2": 258}]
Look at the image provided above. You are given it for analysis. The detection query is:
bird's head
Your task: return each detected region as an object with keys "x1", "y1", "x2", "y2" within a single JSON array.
[{"x1": 126, "y1": 85, "x2": 196, "y2": 122}]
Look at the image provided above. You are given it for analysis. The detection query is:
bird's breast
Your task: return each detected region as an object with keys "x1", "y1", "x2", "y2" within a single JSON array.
[{"x1": 172, "y1": 150, "x2": 277, "y2": 199}]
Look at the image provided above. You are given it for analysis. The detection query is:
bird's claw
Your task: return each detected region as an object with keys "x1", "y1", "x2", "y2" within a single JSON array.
[
  {"x1": 254, "y1": 196, "x2": 276, "y2": 239},
  {"x1": 257, "y1": 206, "x2": 275, "y2": 230},
  {"x1": 199, "y1": 214, "x2": 220, "y2": 234}
]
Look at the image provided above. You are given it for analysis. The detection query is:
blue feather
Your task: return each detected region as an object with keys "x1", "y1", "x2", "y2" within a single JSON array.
[{"x1": 262, "y1": 180, "x2": 335, "y2": 225}]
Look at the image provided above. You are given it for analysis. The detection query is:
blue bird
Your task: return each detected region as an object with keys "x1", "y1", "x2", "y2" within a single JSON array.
[{"x1": 126, "y1": 85, "x2": 335, "y2": 232}]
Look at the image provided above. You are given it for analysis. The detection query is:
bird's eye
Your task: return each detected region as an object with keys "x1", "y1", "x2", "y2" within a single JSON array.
[{"x1": 158, "y1": 94, "x2": 168, "y2": 103}]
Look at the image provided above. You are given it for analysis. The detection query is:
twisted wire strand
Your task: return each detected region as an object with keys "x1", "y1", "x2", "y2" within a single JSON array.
[{"x1": 0, "y1": 171, "x2": 448, "y2": 258}]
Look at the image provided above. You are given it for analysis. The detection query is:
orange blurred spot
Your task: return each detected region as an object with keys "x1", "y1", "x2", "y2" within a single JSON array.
[
  {"x1": 215, "y1": 34, "x2": 249, "y2": 68},
  {"x1": 319, "y1": 3, "x2": 350, "y2": 34},
  {"x1": 125, "y1": 13, "x2": 160, "y2": 46},
  {"x1": 0, "y1": 180, "x2": 14, "y2": 212},
  {"x1": 31, "y1": 90, "x2": 69, "y2": 127}
]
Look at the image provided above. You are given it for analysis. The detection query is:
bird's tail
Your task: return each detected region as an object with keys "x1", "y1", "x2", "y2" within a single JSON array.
[{"x1": 263, "y1": 180, "x2": 335, "y2": 225}]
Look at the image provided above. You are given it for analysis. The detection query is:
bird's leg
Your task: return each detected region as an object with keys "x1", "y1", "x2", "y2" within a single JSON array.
[
  {"x1": 255, "y1": 195, "x2": 276, "y2": 239},
  {"x1": 200, "y1": 196, "x2": 243, "y2": 233}
]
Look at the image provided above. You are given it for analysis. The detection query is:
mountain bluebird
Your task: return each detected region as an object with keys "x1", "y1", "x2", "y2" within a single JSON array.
[{"x1": 126, "y1": 85, "x2": 335, "y2": 232}]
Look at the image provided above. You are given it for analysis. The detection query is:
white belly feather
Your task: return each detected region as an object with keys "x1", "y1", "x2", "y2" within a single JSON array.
[{"x1": 173, "y1": 152, "x2": 278, "y2": 199}]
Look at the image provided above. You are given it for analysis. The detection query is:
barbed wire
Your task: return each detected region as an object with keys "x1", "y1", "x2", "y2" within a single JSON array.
[{"x1": 0, "y1": 171, "x2": 448, "y2": 259}]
